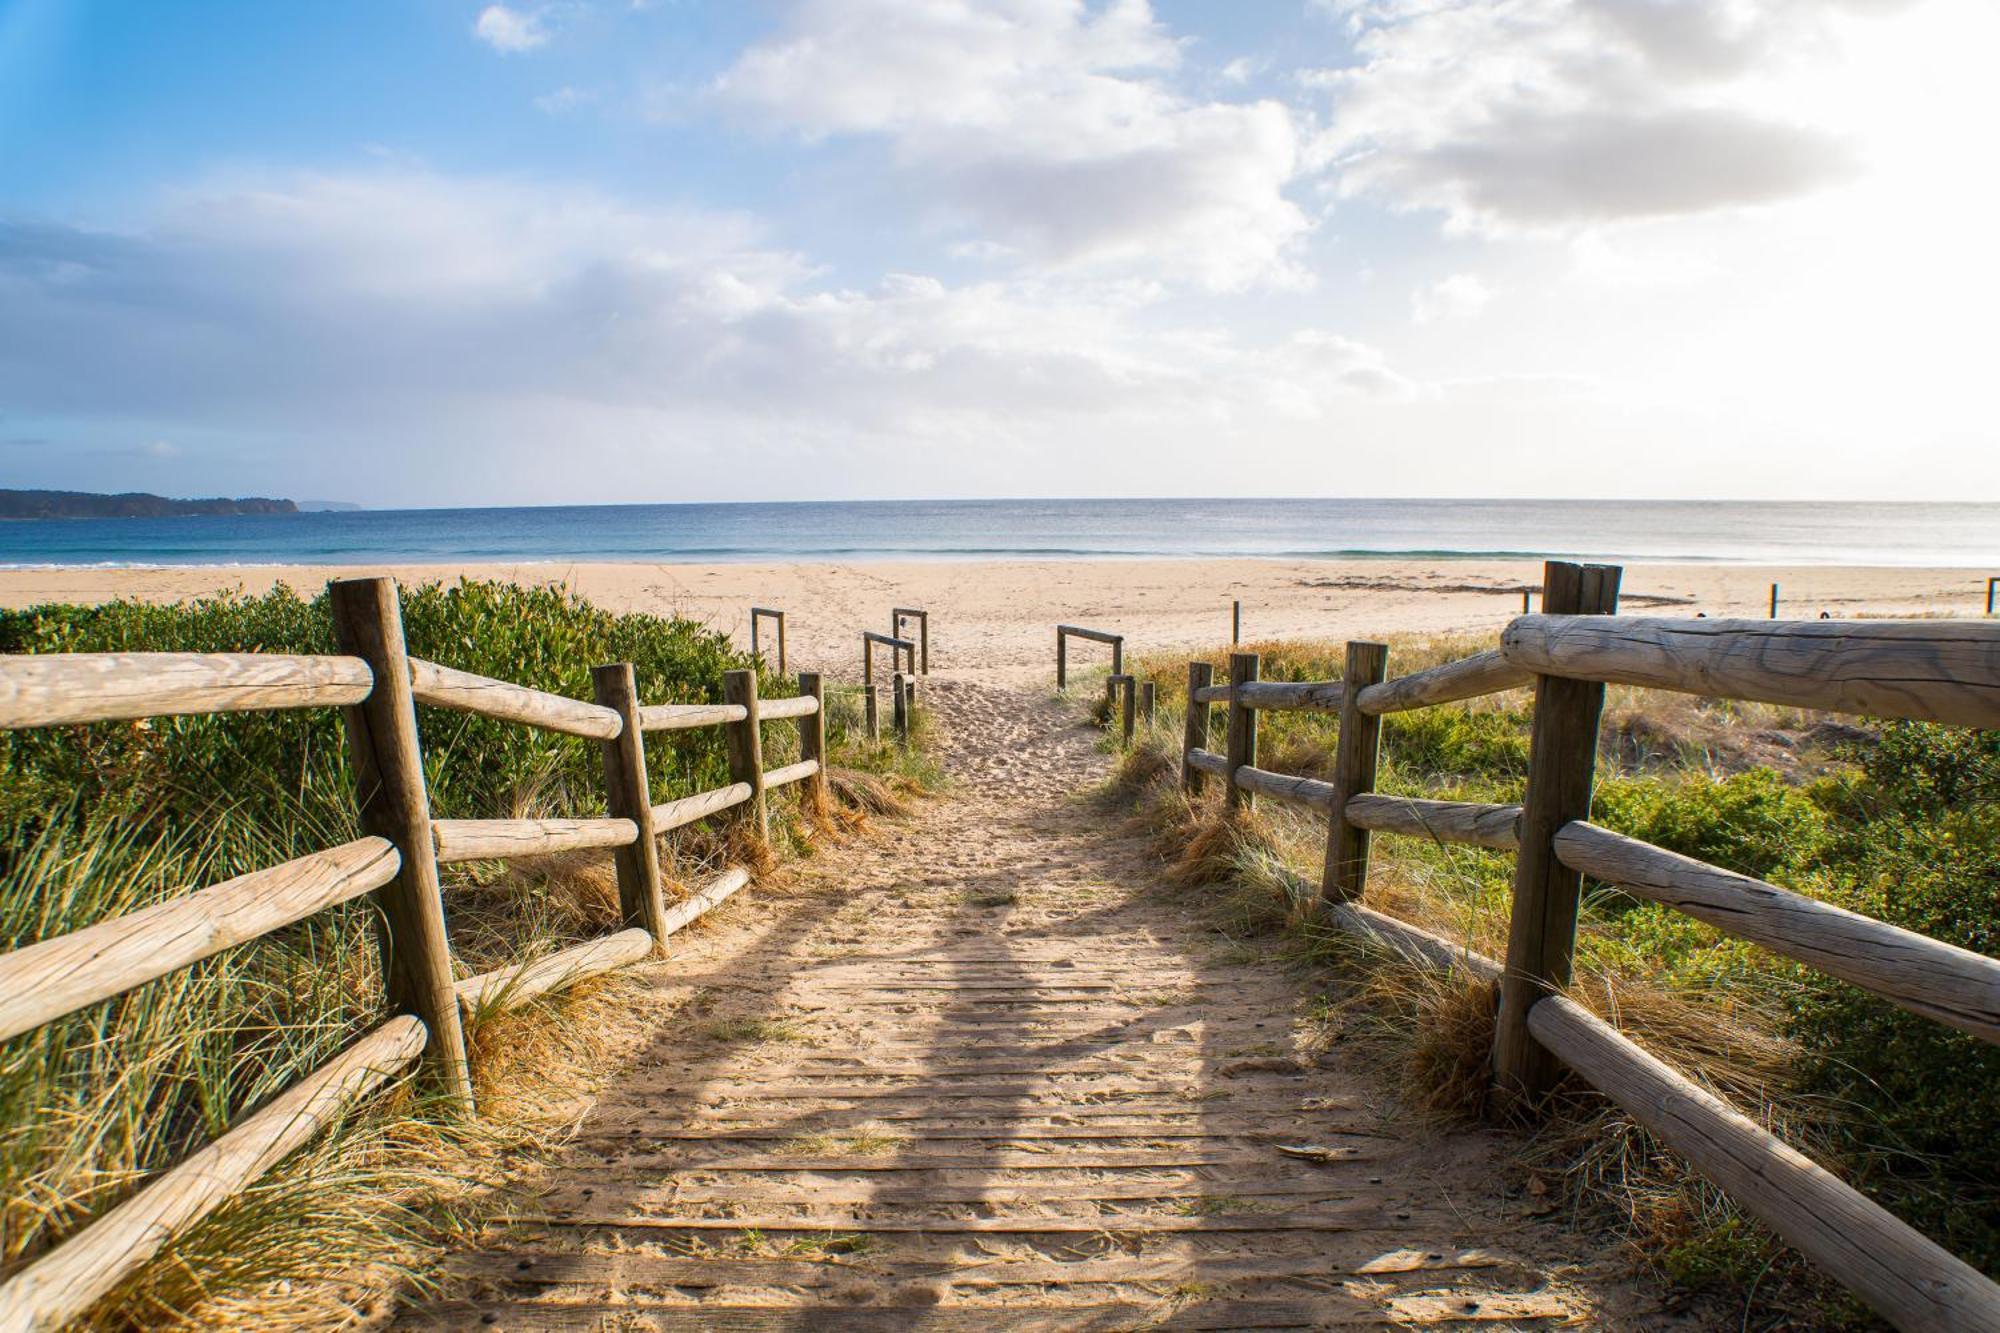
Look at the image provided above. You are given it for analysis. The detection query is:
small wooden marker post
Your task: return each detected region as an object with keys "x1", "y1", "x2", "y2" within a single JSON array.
[
  {"x1": 892, "y1": 608, "x2": 930, "y2": 674},
  {"x1": 1184, "y1": 661, "x2": 1213, "y2": 795},
  {"x1": 1322, "y1": 641, "x2": 1388, "y2": 905},
  {"x1": 1987, "y1": 577, "x2": 1996, "y2": 616},
  {"x1": 1492, "y1": 560, "x2": 1622, "y2": 1108},
  {"x1": 1056, "y1": 628, "x2": 1067, "y2": 690},
  {"x1": 1522, "y1": 589, "x2": 1532, "y2": 615},
  {"x1": 864, "y1": 684, "x2": 880, "y2": 741},
  {"x1": 722, "y1": 669, "x2": 767, "y2": 842},
  {"x1": 749, "y1": 607, "x2": 787, "y2": 676},
  {"x1": 892, "y1": 672, "x2": 910, "y2": 744},
  {"x1": 797, "y1": 671, "x2": 828, "y2": 811},
  {"x1": 1770, "y1": 583, "x2": 1780, "y2": 619},
  {"x1": 1107, "y1": 674, "x2": 1136, "y2": 745},
  {"x1": 328, "y1": 576, "x2": 473, "y2": 1109},
  {"x1": 1232, "y1": 600, "x2": 1241, "y2": 645},
  {"x1": 1225, "y1": 652, "x2": 1259, "y2": 811},
  {"x1": 1140, "y1": 680, "x2": 1156, "y2": 729},
  {"x1": 593, "y1": 663, "x2": 668, "y2": 944}
]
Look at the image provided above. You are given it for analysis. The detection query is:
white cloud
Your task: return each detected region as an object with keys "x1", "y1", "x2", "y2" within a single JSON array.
[
  {"x1": 533, "y1": 86, "x2": 596, "y2": 114},
  {"x1": 712, "y1": 0, "x2": 1310, "y2": 290},
  {"x1": 1316, "y1": 0, "x2": 1894, "y2": 234},
  {"x1": 474, "y1": 5, "x2": 553, "y2": 53},
  {"x1": 1411, "y1": 273, "x2": 1492, "y2": 323}
]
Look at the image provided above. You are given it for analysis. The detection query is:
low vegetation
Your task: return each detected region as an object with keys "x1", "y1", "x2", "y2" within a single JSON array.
[
  {"x1": 1091, "y1": 636, "x2": 1998, "y2": 1324},
  {"x1": 0, "y1": 580, "x2": 931, "y2": 1327}
]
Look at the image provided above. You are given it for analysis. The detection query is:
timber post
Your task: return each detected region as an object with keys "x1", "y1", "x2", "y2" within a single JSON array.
[
  {"x1": 592, "y1": 663, "x2": 668, "y2": 945},
  {"x1": 892, "y1": 672, "x2": 910, "y2": 744},
  {"x1": 797, "y1": 670, "x2": 829, "y2": 812},
  {"x1": 1323, "y1": 641, "x2": 1389, "y2": 905},
  {"x1": 1770, "y1": 583, "x2": 1780, "y2": 619},
  {"x1": 722, "y1": 668, "x2": 768, "y2": 842},
  {"x1": 1232, "y1": 600, "x2": 1241, "y2": 644},
  {"x1": 864, "y1": 683, "x2": 880, "y2": 742},
  {"x1": 1056, "y1": 628, "x2": 1067, "y2": 690},
  {"x1": 1183, "y1": 661, "x2": 1213, "y2": 795},
  {"x1": 1140, "y1": 680, "x2": 1156, "y2": 729},
  {"x1": 328, "y1": 576, "x2": 474, "y2": 1110},
  {"x1": 1492, "y1": 560, "x2": 1623, "y2": 1108},
  {"x1": 1225, "y1": 651, "x2": 1259, "y2": 811}
]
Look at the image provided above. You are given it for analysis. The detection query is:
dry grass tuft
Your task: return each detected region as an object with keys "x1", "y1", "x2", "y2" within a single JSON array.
[{"x1": 827, "y1": 766, "x2": 912, "y2": 819}]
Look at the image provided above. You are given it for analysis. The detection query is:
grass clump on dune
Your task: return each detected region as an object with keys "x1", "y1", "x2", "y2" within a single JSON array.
[
  {"x1": 0, "y1": 580, "x2": 928, "y2": 1326},
  {"x1": 1094, "y1": 634, "x2": 1999, "y2": 1321}
]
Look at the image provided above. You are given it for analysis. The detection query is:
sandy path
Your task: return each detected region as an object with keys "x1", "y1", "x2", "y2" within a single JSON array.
[{"x1": 398, "y1": 673, "x2": 1695, "y2": 1328}]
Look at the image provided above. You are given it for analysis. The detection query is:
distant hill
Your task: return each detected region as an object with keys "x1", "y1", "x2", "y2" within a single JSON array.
[
  {"x1": 296, "y1": 499, "x2": 362, "y2": 512},
  {"x1": 0, "y1": 489, "x2": 299, "y2": 519}
]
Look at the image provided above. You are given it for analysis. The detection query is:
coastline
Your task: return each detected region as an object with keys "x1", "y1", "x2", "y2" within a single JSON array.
[{"x1": 3, "y1": 557, "x2": 1988, "y2": 683}]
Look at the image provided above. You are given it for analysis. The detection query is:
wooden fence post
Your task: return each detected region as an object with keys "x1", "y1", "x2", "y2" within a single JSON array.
[
  {"x1": 1522, "y1": 590, "x2": 1532, "y2": 615},
  {"x1": 1770, "y1": 583, "x2": 1780, "y2": 619},
  {"x1": 798, "y1": 671, "x2": 828, "y2": 809},
  {"x1": 1492, "y1": 560, "x2": 1622, "y2": 1108},
  {"x1": 1056, "y1": 628, "x2": 1067, "y2": 690},
  {"x1": 1140, "y1": 680, "x2": 1156, "y2": 729},
  {"x1": 1225, "y1": 651, "x2": 1259, "y2": 811},
  {"x1": 328, "y1": 577, "x2": 474, "y2": 1110},
  {"x1": 1111, "y1": 636, "x2": 1124, "y2": 679},
  {"x1": 1323, "y1": 641, "x2": 1389, "y2": 905},
  {"x1": 776, "y1": 611, "x2": 787, "y2": 677},
  {"x1": 1113, "y1": 674, "x2": 1136, "y2": 745},
  {"x1": 864, "y1": 684, "x2": 879, "y2": 741},
  {"x1": 592, "y1": 663, "x2": 667, "y2": 945},
  {"x1": 1184, "y1": 661, "x2": 1213, "y2": 795},
  {"x1": 722, "y1": 668, "x2": 767, "y2": 842},
  {"x1": 1989, "y1": 576, "x2": 1998, "y2": 616},
  {"x1": 892, "y1": 672, "x2": 909, "y2": 744},
  {"x1": 1232, "y1": 600, "x2": 1241, "y2": 645}
]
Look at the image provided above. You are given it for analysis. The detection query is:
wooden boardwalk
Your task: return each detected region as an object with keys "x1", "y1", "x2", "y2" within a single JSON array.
[{"x1": 399, "y1": 680, "x2": 1651, "y2": 1329}]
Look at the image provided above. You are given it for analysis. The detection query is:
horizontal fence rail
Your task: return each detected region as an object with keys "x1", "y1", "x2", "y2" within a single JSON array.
[
  {"x1": 1502, "y1": 615, "x2": 2000, "y2": 729},
  {"x1": 1055, "y1": 624, "x2": 1124, "y2": 690},
  {"x1": 0, "y1": 652, "x2": 373, "y2": 730},
  {"x1": 1157, "y1": 559, "x2": 2000, "y2": 1329},
  {"x1": 0, "y1": 574, "x2": 855, "y2": 1330}
]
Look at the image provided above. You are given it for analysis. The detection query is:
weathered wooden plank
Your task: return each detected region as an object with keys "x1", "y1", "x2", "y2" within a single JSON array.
[
  {"x1": 1184, "y1": 661, "x2": 1215, "y2": 796},
  {"x1": 455, "y1": 928, "x2": 654, "y2": 1012},
  {"x1": 765, "y1": 758, "x2": 821, "y2": 790},
  {"x1": 431, "y1": 816, "x2": 637, "y2": 864},
  {"x1": 1529, "y1": 995, "x2": 2000, "y2": 1332},
  {"x1": 577, "y1": 1125, "x2": 1357, "y2": 1144},
  {"x1": 1239, "y1": 679, "x2": 1346, "y2": 712},
  {"x1": 651, "y1": 783, "x2": 753, "y2": 831},
  {"x1": 1501, "y1": 614, "x2": 2000, "y2": 727},
  {"x1": 406, "y1": 657, "x2": 620, "y2": 739},
  {"x1": 660, "y1": 866, "x2": 752, "y2": 937},
  {"x1": 1191, "y1": 682, "x2": 1232, "y2": 705},
  {"x1": 1324, "y1": 902, "x2": 1503, "y2": 982},
  {"x1": 1355, "y1": 649, "x2": 1531, "y2": 717},
  {"x1": 639, "y1": 701, "x2": 748, "y2": 731},
  {"x1": 1231, "y1": 765, "x2": 1337, "y2": 812},
  {"x1": 1324, "y1": 642, "x2": 1388, "y2": 903},
  {"x1": 0, "y1": 651, "x2": 372, "y2": 730},
  {"x1": 0, "y1": 1016, "x2": 426, "y2": 1333},
  {"x1": 1184, "y1": 747, "x2": 1230, "y2": 778},
  {"x1": 1055, "y1": 624, "x2": 1123, "y2": 646},
  {"x1": 722, "y1": 669, "x2": 768, "y2": 840},
  {"x1": 399, "y1": 1299, "x2": 1444, "y2": 1331},
  {"x1": 1343, "y1": 795, "x2": 1521, "y2": 850},
  {"x1": 593, "y1": 661, "x2": 668, "y2": 941},
  {"x1": 760, "y1": 694, "x2": 820, "y2": 721},
  {"x1": 530, "y1": 1206, "x2": 1383, "y2": 1234},
  {"x1": 578, "y1": 1149, "x2": 1283, "y2": 1172},
  {"x1": 1225, "y1": 652, "x2": 1259, "y2": 811},
  {"x1": 539, "y1": 1179, "x2": 1360, "y2": 1208},
  {"x1": 1556, "y1": 821, "x2": 2000, "y2": 1045},
  {"x1": 0, "y1": 837, "x2": 398, "y2": 1043}
]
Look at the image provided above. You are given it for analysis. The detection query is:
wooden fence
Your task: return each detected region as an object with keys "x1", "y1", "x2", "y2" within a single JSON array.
[
  {"x1": 891, "y1": 607, "x2": 930, "y2": 675},
  {"x1": 749, "y1": 605, "x2": 786, "y2": 675},
  {"x1": 1171, "y1": 560, "x2": 2000, "y2": 1331},
  {"x1": 0, "y1": 575, "x2": 833, "y2": 1332},
  {"x1": 1055, "y1": 623, "x2": 1122, "y2": 690}
]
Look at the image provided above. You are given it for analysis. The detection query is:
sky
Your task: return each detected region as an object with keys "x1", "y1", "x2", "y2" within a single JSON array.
[{"x1": 1, "y1": 0, "x2": 1996, "y2": 508}]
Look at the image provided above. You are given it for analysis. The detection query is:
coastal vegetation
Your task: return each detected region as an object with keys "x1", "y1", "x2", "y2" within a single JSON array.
[
  {"x1": 1097, "y1": 636, "x2": 1998, "y2": 1324},
  {"x1": 0, "y1": 580, "x2": 927, "y2": 1326},
  {"x1": 0, "y1": 488, "x2": 303, "y2": 519}
]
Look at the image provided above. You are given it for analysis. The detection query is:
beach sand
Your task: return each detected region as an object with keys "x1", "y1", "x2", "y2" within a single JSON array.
[{"x1": 2, "y1": 559, "x2": 1989, "y2": 682}]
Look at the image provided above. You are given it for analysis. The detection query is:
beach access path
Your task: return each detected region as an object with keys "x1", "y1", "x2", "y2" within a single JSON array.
[{"x1": 394, "y1": 670, "x2": 1708, "y2": 1329}]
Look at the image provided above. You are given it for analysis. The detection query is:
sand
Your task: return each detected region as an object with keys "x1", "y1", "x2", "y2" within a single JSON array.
[{"x1": 3, "y1": 558, "x2": 1990, "y2": 683}]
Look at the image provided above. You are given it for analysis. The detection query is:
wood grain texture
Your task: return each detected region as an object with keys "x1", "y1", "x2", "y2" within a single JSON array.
[
  {"x1": 1556, "y1": 821, "x2": 2000, "y2": 1045},
  {"x1": 758, "y1": 694, "x2": 820, "y2": 721},
  {"x1": 592, "y1": 661, "x2": 668, "y2": 941},
  {"x1": 431, "y1": 817, "x2": 637, "y2": 864},
  {"x1": 0, "y1": 1016, "x2": 426, "y2": 1333},
  {"x1": 764, "y1": 758, "x2": 821, "y2": 790},
  {"x1": 1501, "y1": 615, "x2": 2000, "y2": 728},
  {"x1": 455, "y1": 928, "x2": 653, "y2": 1011},
  {"x1": 1529, "y1": 995, "x2": 2000, "y2": 1332},
  {"x1": 1190, "y1": 683, "x2": 1231, "y2": 705},
  {"x1": 1184, "y1": 747, "x2": 1230, "y2": 778},
  {"x1": 1231, "y1": 764, "x2": 1336, "y2": 812},
  {"x1": 721, "y1": 669, "x2": 767, "y2": 841},
  {"x1": 796, "y1": 671, "x2": 829, "y2": 808},
  {"x1": 1183, "y1": 661, "x2": 1214, "y2": 795},
  {"x1": 638, "y1": 701, "x2": 747, "y2": 731},
  {"x1": 1493, "y1": 561, "x2": 1620, "y2": 1104},
  {"x1": 1054, "y1": 624, "x2": 1123, "y2": 645},
  {"x1": 650, "y1": 783, "x2": 754, "y2": 832},
  {"x1": 1355, "y1": 649, "x2": 1531, "y2": 717},
  {"x1": 1238, "y1": 679, "x2": 1346, "y2": 712},
  {"x1": 0, "y1": 837, "x2": 398, "y2": 1043},
  {"x1": 1326, "y1": 902, "x2": 1502, "y2": 981},
  {"x1": 660, "y1": 866, "x2": 752, "y2": 937},
  {"x1": 0, "y1": 652, "x2": 372, "y2": 730},
  {"x1": 1344, "y1": 795, "x2": 1522, "y2": 850},
  {"x1": 330, "y1": 577, "x2": 473, "y2": 1106},
  {"x1": 406, "y1": 657, "x2": 620, "y2": 739},
  {"x1": 1225, "y1": 652, "x2": 1259, "y2": 812},
  {"x1": 1324, "y1": 641, "x2": 1388, "y2": 904}
]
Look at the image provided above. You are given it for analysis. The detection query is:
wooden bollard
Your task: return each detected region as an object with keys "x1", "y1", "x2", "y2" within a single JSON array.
[
  {"x1": 1225, "y1": 652, "x2": 1259, "y2": 811},
  {"x1": 864, "y1": 683, "x2": 880, "y2": 741},
  {"x1": 1522, "y1": 589, "x2": 1532, "y2": 615},
  {"x1": 1770, "y1": 583, "x2": 1780, "y2": 619},
  {"x1": 892, "y1": 672, "x2": 910, "y2": 744},
  {"x1": 1232, "y1": 600, "x2": 1241, "y2": 645},
  {"x1": 1322, "y1": 641, "x2": 1388, "y2": 904},
  {"x1": 722, "y1": 669, "x2": 767, "y2": 842},
  {"x1": 1183, "y1": 661, "x2": 1213, "y2": 795},
  {"x1": 797, "y1": 671, "x2": 828, "y2": 810},
  {"x1": 1140, "y1": 680, "x2": 1156, "y2": 728},
  {"x1": 1493, "y1": 560, "x2": 1622, "y2": 1107},
  {"x1": 1989, "y1": 577, "x2": 1998, "y2": 616},
  {"x1": 1106, "y1": 674, "x2": 1136, "y2": 745},
  {"x1": 1056, "y1": 628, "x2": 1067, "y2": 690},
  {"x1": 593, "y1": 663, "x2": 668, "y2": 945},
  {"x1": 328, "y1": 577, "x2": 473, "y2": 1109}
]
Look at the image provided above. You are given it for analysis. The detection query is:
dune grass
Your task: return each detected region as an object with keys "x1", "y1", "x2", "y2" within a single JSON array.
[
  {"x1": 0, "y1": 580, "x2": 932, "y2": 1326},
  {"x1": 1093, "y1": 632, "x2": 1999, "y2": 1323}
]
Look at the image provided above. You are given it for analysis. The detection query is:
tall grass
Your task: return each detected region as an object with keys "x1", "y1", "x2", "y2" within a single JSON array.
[
  {"x1": 0, "y1": 581, "x2": 930, "y2": 1325},
  {"x1": 1101, "y1": 634, "x2": 1999, "y2": 1321}
]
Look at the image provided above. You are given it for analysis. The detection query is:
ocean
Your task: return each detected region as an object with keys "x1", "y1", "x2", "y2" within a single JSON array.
[{"x1": 3, "y1": 498, "x2": 1998, "y2": 568}]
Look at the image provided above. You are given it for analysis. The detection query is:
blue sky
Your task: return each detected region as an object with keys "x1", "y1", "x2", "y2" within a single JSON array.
[{"x1": 2, "y1": 0, "x2": 1995, "y2": 507}]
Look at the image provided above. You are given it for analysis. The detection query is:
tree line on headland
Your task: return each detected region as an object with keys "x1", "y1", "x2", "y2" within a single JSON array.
[{"x1": 0, "y1": 489, "x2": 300, "y2": 519}]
